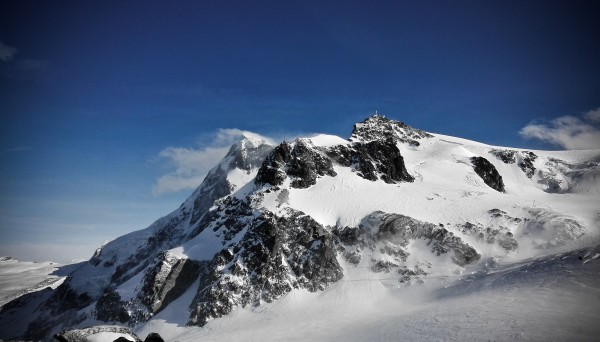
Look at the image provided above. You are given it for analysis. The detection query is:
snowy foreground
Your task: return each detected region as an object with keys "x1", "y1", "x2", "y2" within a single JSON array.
[
  {"x1": 135, "y1": 245, "x2": 600, "y2": 342},
  {"x1": 1, "y1": 116, "x2": 599, "y2": 341},
  {"x1": 2, "y1": 247, "x2": 599, "y2": 341}
]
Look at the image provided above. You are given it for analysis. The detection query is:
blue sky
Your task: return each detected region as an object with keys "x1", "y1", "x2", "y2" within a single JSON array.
[{"x1": 1, "y1": 1, "x2": 599, "y2": 262}]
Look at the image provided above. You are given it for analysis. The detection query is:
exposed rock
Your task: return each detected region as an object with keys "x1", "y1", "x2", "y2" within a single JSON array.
[
  {"x1": 398, "y1": 264, "x2": 429, "y2": 283},
  {"x1": 188, "y1": 206, "x2": 343, "y2": 326},
  {"x1": 144, "y1": 332, "x2": 165, "y2": 342},
  {"x1": 350, "y1": 114, "x2": 432, "y2": 146},
  {"x1": 490, "y1": 149, "x2": 537, "y2": 179},
  {"x1": 374, "y1": 213, "x2": 481, "y2": 266},
  {"x1": 326, "y1": 139, "x2": 414, "y2": 183},
  {"x1": 371, "y1": 260, "x2": 398, "y2": 273},
  {"x1": 96, "y1": 289, "x2": 130, "y2": 323},
  {"x1": 470, "y1": 156, "x2": 505, "y2": 192},
  {"x1": 457, "y1": 221, "x2": 518, "y2": 251},
  {"x1": 490, "y1": 149, "x2": 516, "y2": 164},
  {"x1": 189, "y1": 167, "x2": 232, "y2": 225},
  {"x1": 518, "y1": 152, "x2": 538, "y2": 178},
  {"x1": 334, "y1": 212, "x2": 480, "y2": 282},
  {"x1": 139, "y1": 254, "x2": 201, "y2": 314},
  {"x1": 255, "y1": 140, "x2": 336, "y2": 188},
  {"x1": 114, "y1": 337, "x2": 133, "y2": 342}
]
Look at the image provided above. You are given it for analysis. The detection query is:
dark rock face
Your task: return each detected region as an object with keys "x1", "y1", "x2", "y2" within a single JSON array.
[
  {"x1": 490, "y1": 149, "x2": 537, "y2": 179},
  {"x1": 190, "y1": 167, "x2": 232, "y2": 225},
  {"x1": 326, "y1": 139, "x2": 414, "y2": 183},
  {"x1": 518, "y1": 152, "x2": 538, "y2": 178},
  {"x1": 350, "y1": 114, "x2": 432, "y2": 146},
  {"x1": 256, "y1": 140, "x2": 337, "y2": 188},
  {"x1": 144, "y1": 332, "x2": 165, "y2": 342},
  {"x1": 255, "y1": 117, "x2": 418, "y2": 187},
  {"x1": 96, "y1": 289, "x2": 130, "y2": 323},
  {"x1": 94, "y1": 255, "x2": 204, "y2": 326},
  {"x1": 139, "y1": 255, "x2": 201, "y2": 313},
  {"x1": 111, "y1": 215, "x2": 188, "y2": 286},
  {"x1": 255, "y1": 142, "x2": 292, "y2": 186},
  {"x1": 470, "y1": 157, "x2": 505, "y2": 192},
  {"x1": 188, "y1": 205, "x2": 343, "y2": 326},
  {"x1": 114, "y1": 337, "x2": 133, "y2": 342},
  {"x1": 490, "y1": 149, "x2": 516, "y2": 164}
]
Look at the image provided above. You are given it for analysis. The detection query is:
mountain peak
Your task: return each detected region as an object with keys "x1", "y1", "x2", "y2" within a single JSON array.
[
  {"x1": 237, "y1": 131, "x2": 274, "y2": 147},
  {"x1": 3, "y1": 114, "x2": 599, "y2": 341},
  {"x1": 350, "y1": 114, "x2": 433, "y2": 146}
]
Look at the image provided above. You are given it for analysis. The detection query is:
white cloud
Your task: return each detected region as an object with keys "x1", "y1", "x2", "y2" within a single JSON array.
[
  {"x1": 519, "y1": 107, "x2": 600, "y2": 150},
  {"x1": 153, "y1": 129, "x2": 273, "y2": 195},
  {"x1": 0, "y1": 41, "x2": 18, "y2": 62},
  {"x1": 585, "y1": 107, "x2": 600, "y2": 123}
]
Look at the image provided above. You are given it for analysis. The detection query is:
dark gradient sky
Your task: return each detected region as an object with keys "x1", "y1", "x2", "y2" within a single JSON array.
[{"x1": 1, "y1": 0, "x2": 599, "y2": 262}]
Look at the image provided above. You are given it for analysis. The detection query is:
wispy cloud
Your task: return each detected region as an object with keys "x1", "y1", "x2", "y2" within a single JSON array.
[
  {"x1": 0, "y1": 146, "x2": 31, "y2": 155},
  {"x1": 153, "y1": 129, "x2": 274, "y2": 195},
  {"x1": 519, "y1": 107, "x2": 600, "y2": 150},
  {"x1": 0, "y1": 41, "x2": 18, "y2": 62}
]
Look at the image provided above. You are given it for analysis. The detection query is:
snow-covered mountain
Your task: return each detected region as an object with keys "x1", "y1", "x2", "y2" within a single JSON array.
[{"x1": 1, "y1": 115, "x2": 599, "y2": 341}]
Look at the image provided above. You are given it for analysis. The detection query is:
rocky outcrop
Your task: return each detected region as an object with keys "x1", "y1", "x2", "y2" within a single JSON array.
[
  {"x1": 139, "y1": 254, "x2": 201, "y2": 314},
  {"x1": 94, "y1": 255, "x2": 204, "y2": 326},
  {"x1": 372, "y1": 212, "x2": 481, "y2": 266},
  {"x1": 189, "y1": 167, "x2": 232, "y2": 225},
  {"x1": 95, "y1": 289, "x2": 130, "y2": 324},
  {"x1": 139, "y1": 252, "x2": 200, "y2": 314},
  {"x1": 334, "y1": 212, "x2": 481, "y2": 284},
  {"x1": 350, "y1": 114, "x2": 432, "y2": 146},
  {"x1": 326, "y1": 139, "x2": 414, "y2": 183},
  {"x1": 111, "y1": 215, "x2": 188, "y2": 287},
  {"x1": 470, "y1": 156, "x2": 505, "y2": 192},
  {"x1": 490, "y1": 149, "x2": 537, "y2": 179},
  {"x1": 143, "y1": 332, "x2": 165, "y2": 342},
  {"x1": 188, "y1": 205, "x2": 343, "y2": 326},
  {"x1": 255, "y1": 140, "x2": 336, "y2": 188}
]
